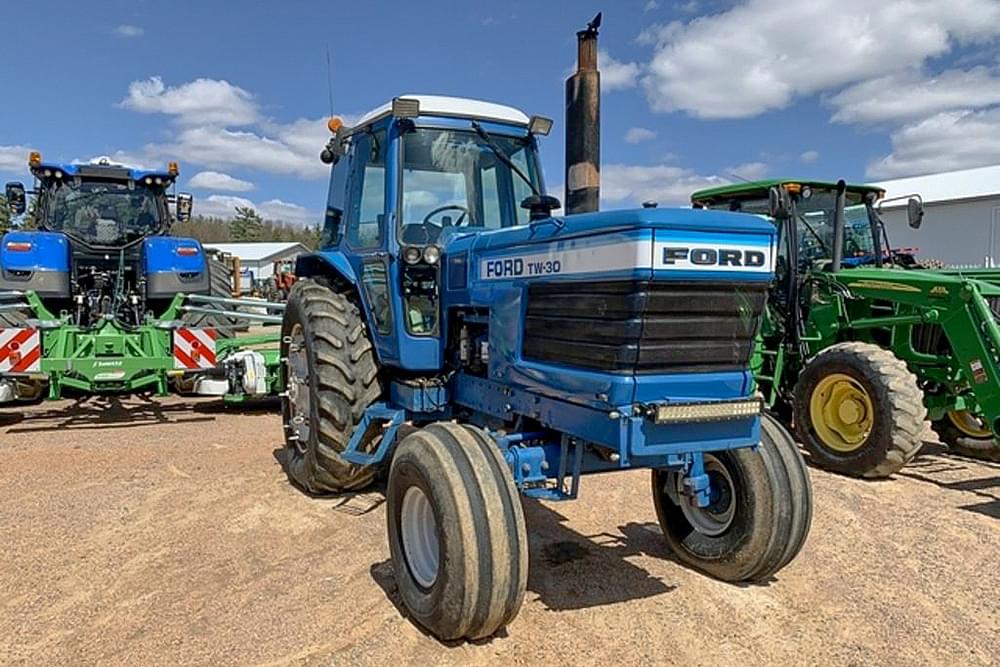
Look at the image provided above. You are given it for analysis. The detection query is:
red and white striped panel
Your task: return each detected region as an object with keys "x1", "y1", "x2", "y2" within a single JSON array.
[
  {"x1": 173, "y1": 327, "x2": 218, "y2": 370},
  {"x1": 0, "y1": 328, "x2": 42, "y2": 373}
]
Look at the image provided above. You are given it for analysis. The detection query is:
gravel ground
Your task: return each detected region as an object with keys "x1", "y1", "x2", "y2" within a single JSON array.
[{"x1": 1, "y1": 395, "x2": 998, "y2": 667}]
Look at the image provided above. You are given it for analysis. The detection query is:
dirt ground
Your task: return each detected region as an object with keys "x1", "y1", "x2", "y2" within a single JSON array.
[{"x1": 1, "y1": 395, "x2": 997, "y2": 667}]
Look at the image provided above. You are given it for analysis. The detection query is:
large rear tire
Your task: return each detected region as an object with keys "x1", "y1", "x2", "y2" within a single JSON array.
[
  {"x1": 387, "y1": 422, "x2": 528, "y2": 641},
  {"x1": 280, "y1": 279, "x2": 382, "y2": 493},
  {"x1": 792, "y1": 342, "x2": 926, "y2": 478},
  {"x1": 651, "y1": 415, "x2": 812, "y2": 582},
  {"x1": 934, "y1": 411, "x2": 1000, "y2": 462},
  {"x1": 180, "y1": 257, "x2": 241, "y2": 337}
]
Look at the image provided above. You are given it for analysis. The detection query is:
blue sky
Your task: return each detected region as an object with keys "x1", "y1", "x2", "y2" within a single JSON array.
[{"x1": 2, "y1": 0, "x2": 999, "y2": 225}]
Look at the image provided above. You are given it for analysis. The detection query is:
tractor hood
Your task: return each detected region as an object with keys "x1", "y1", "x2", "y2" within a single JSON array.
[{"x1": 444, "y1": 207, "x2": 777, "y2": 287}]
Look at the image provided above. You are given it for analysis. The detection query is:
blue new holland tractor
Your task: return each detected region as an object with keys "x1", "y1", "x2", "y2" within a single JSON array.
[
  {"x1": 0, "y1": 155, "x2": 281, "y2": 404},
  {"x1": 280, "y1": 18, "x2": 812, "y2": 641}
]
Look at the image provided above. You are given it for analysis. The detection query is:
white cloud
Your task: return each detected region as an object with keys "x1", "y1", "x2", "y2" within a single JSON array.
[
  {"x1": 187, "y1": 171, "x2": 254, "y2": 192},
  {"x1": 726, "y1": 161, "x2": 768, "y2": 181},
  {"x1": 644, "y1": 0, "x2": 659, "y2": 12},
  {"x1": 867, "y1": 108, "x2": 1000, "y2": 178},
  {"x1": 164, "y1": 125, "x2": 328, "y2": 179},
  {"x1": 599, "y1": 50, "x2": 641, "y2": 91},
  {"x1": 115, "y1": 25, "x2": 144, "y2": 38},
  {"x1": 115, "y1": 77, "x2": 358, "y2": 180},
  {"x1": 829, "y1": 67, "x2": 1000, "y2": 125},
  {"x1": 624, "y1": 127, "x2": 657, "y2": 144},
  {"x1": 120, "y1": 76, "x2": 259, "y2": 126},
  {"x1": 639, "y1": 0, "x2": 1000, "y2": 119},
  {"x1": 800, "y1": 150, "x2": 820, "y2": 164},
  {"x1": 0, "y1": 145, "x2": 36, "y2": 173},
  {"x1": 601, "y1": 163, "x2": 729, "y2": 206},
  {"x1": 195, "y1": 194, "x2": 318, "y2": 225}
]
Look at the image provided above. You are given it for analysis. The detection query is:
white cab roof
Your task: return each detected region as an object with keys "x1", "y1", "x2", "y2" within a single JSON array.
[{"x1": 354, "y1": 94, "x2": 530, "y2": 128}]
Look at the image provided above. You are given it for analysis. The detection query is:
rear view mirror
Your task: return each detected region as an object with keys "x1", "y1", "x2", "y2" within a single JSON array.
[
  {"x1": 176, "y1": 192, "x2": 193, "y2": 222},
  {"x1": 5, "y1": 182, "x2": 26, "y2": 215},
  {"x1": 907, "y1": 197, "x2": 924, "y2": 229},
  {"x1": 768, "y1": 186, "x2": 792, "y2": 219}
]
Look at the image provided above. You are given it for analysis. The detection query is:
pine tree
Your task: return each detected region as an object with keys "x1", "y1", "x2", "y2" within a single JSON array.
[
  {"x1": 0, "y1": 196, "x2": 10, "y2": 234},
  {"x1": 229, "y1": 206, "x2": 265, "y2": 241}
]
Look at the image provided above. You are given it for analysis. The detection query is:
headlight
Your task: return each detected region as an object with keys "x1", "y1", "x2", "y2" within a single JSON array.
[
  {"x1": 423, "y1": 245, "x2": 441, "y2": 265},
  {"x1": 651, "y1": 398, "x2": 762, "y2": 424},
  {"x1": 403, "y1": 246, "x2": 422, "y2": 264}
]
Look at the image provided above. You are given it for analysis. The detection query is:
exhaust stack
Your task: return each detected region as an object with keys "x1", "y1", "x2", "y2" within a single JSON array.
[{"x1": 565, "y1": 12, "x2": 601, "y2": 215}]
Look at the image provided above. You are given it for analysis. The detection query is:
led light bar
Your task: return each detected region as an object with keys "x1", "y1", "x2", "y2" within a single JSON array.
[{"x1": 652, "y1": 398, "x2": 763, "y2": 424}]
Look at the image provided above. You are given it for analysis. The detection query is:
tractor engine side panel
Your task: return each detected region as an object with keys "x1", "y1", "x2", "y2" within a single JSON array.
[
  {"x1": 143, "y1": 237, "x2": 210, "y2": 299},
  {"x1": 0, "y1": 231, "x2": 71, "y2": 297}
]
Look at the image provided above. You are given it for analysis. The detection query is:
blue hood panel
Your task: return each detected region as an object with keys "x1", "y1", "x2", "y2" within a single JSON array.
[
  {"x1": 143, "y1": 237, "x2": 206, "y2": 274},
  {"x1": 1, "y1": 231, "x2": 71, "y2": 272}
]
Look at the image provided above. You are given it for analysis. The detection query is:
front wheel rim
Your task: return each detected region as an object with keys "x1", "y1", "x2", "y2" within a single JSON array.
[
  {"x1": 947, "y1": 410, "x2": 993, "y2": 439},
  {"x1": 400, "y1": 486, "x2": 440, "y2": 588},
  {"x1": 676, "y1": 454, "x2": 737, "y2": 537},
  {"x1": 809, "y1": 373, "x2": 875, "y2": 453}
]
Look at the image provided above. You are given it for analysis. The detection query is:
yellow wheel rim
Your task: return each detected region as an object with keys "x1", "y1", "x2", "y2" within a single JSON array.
[
  {"x1": 946, "y1": 410, "x2": 992, "y2": 439},
  {"x1": 809, "y1": 373, "x2": 875, "y2": 453}
]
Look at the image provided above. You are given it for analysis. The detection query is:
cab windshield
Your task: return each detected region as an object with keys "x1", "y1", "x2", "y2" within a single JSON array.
[
  {"x1": 43, "y1": 179, "x2": 164, "y2": 246},
  {"x1": 399, "y1": 128, "x2": 542, "y2": 245},
  {"x1": 707, "y1": 188, "x2": 877, "y2": 268}
]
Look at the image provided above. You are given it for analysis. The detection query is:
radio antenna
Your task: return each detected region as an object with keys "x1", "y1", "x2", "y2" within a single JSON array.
[{"x1": 325, "y1": 46, "x2": 335, "y2": 117}]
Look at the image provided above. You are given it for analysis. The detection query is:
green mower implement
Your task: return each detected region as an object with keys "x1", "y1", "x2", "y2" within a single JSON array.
[{"x1": 692, "y1": 179, "x2": 1000, "y2": 475}]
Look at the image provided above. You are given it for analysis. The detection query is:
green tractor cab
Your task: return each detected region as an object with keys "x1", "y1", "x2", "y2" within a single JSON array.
[{"x1": 692, "y1": 179, "x2": 1000, "y2": 475}]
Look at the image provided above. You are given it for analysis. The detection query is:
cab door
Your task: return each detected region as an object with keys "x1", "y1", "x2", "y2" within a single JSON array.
[{"x1": 341, "y1": 127, "x2": 398, "y2": 363}]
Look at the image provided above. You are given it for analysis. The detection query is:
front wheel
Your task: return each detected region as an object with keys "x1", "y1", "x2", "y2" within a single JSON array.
[
  {"x1": 792, "y1": 342, "x2": 926, "y2": 478},
  {"x1": 387, "y1": 422, "x2": 528, "y2": 641},
  {"x1": 651, "y1": 415, "x2": 812, "y2": 582},
  {"x1": 935, "y1": 410, "x2": 1000, "y2": 462}
]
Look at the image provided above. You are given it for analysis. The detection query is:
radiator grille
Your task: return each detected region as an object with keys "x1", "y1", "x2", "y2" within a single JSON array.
[{"x1": 523, "y1": 280, "x2": 767, "y2": 373}]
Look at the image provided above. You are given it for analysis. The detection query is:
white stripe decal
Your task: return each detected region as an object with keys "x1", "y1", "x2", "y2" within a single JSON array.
[
  {"x1": 480, "y1": 239, "x2": 652, "y2": 280},
  {"x1": 479, "y1": 235, "x2": 774, "y2": 280}
]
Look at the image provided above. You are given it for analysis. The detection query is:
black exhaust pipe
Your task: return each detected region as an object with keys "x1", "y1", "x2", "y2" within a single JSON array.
[{"x1": 565, "y1": 12, "x2": 601, "y2": 215}]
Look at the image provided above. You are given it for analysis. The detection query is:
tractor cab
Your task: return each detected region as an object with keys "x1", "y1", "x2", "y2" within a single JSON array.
[
  {"x1": 692, "y1": 180, "x2": 926, "y2": 277},
  {"x1": 310, "y1": 95, "x2": 553, "y2": 369},
  {"x1": 5, "y1": 154, "x2": 193, "y2": 248}
]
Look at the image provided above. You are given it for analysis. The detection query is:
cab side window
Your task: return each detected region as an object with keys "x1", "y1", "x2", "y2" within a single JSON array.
[
  {"x1": 345, "y1": 129, "x2": 387, "y2": 249},
  {"x1": 320, "y1": 157, "x2": 349, "y2": 248}
]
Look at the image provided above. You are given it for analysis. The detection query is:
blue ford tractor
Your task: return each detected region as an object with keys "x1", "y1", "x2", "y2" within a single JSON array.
[
  {"x1": 0, "y1": 155, "x2": 281, "y2": 404},
  {"x1": 280, "y1": 17, "x2": 812, "y2": 641}
]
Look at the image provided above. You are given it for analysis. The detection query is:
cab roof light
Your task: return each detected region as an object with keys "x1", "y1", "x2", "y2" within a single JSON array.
[
  {"x1": 327, "y1": 116, "x2": 344, "y2": 134},
  {"x1": 168, "y1": 161, "x2": 179, "y2": 176},
  {"x1": 784, "y1": 183, "x2": 802, "y2": 195},
  {"x1": 28, "y1": 151, "x2": 42, "y2": 167},
  {"x1": 392, "y1": 97, "x2": 420, "y2": 119},
  {"x1": 528, "y1": 115, "x2": 553, "y2": 136}
]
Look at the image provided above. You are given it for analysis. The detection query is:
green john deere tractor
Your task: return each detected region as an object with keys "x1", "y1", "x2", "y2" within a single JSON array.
[{"x1": 691, "y1": 179, "x2": 1000, "y2": 477}]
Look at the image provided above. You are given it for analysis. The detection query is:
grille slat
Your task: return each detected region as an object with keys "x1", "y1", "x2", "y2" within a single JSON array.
[{"x1": 523, "y1": 280, "x2": 767, "y2": 374}]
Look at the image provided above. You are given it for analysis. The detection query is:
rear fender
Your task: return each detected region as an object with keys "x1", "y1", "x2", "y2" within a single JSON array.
[{"x1": 294, "y1": 250, "x2": 387, "y2": 363}]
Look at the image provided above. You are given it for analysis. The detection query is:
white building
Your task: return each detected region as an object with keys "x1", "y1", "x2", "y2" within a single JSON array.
[
  {"x1": 205, "y1": 242, "x2": 310, "y2": 287},
  {"x1": 872, "y1": 165, "x2": 1000, "y2": 267}
]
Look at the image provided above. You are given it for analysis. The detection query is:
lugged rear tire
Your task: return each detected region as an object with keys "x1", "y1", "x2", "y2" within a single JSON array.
[
  {"x1": 792, "y1": 342, "x2": 926, "y2": 478},
  {"x1": 934, "y1": 411, "x2": 1000, "y2": 462},
  {"x1": 180, "y1": 257, "x2": 241, "y2": 338},
  {"x1": 387, "y1": 422, "x2": 528, "y2": 641},
  {"x1": 280, "y1": 279, "x2": 382, "y2": 494},
  {"x1": 651, "y1": 415, "x2": 812, "y2": 582}
]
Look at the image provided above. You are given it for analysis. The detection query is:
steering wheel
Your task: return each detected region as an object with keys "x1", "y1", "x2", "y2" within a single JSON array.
[{"x1": 422, "y1": 204, "x2": 470, "y2": 229}]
